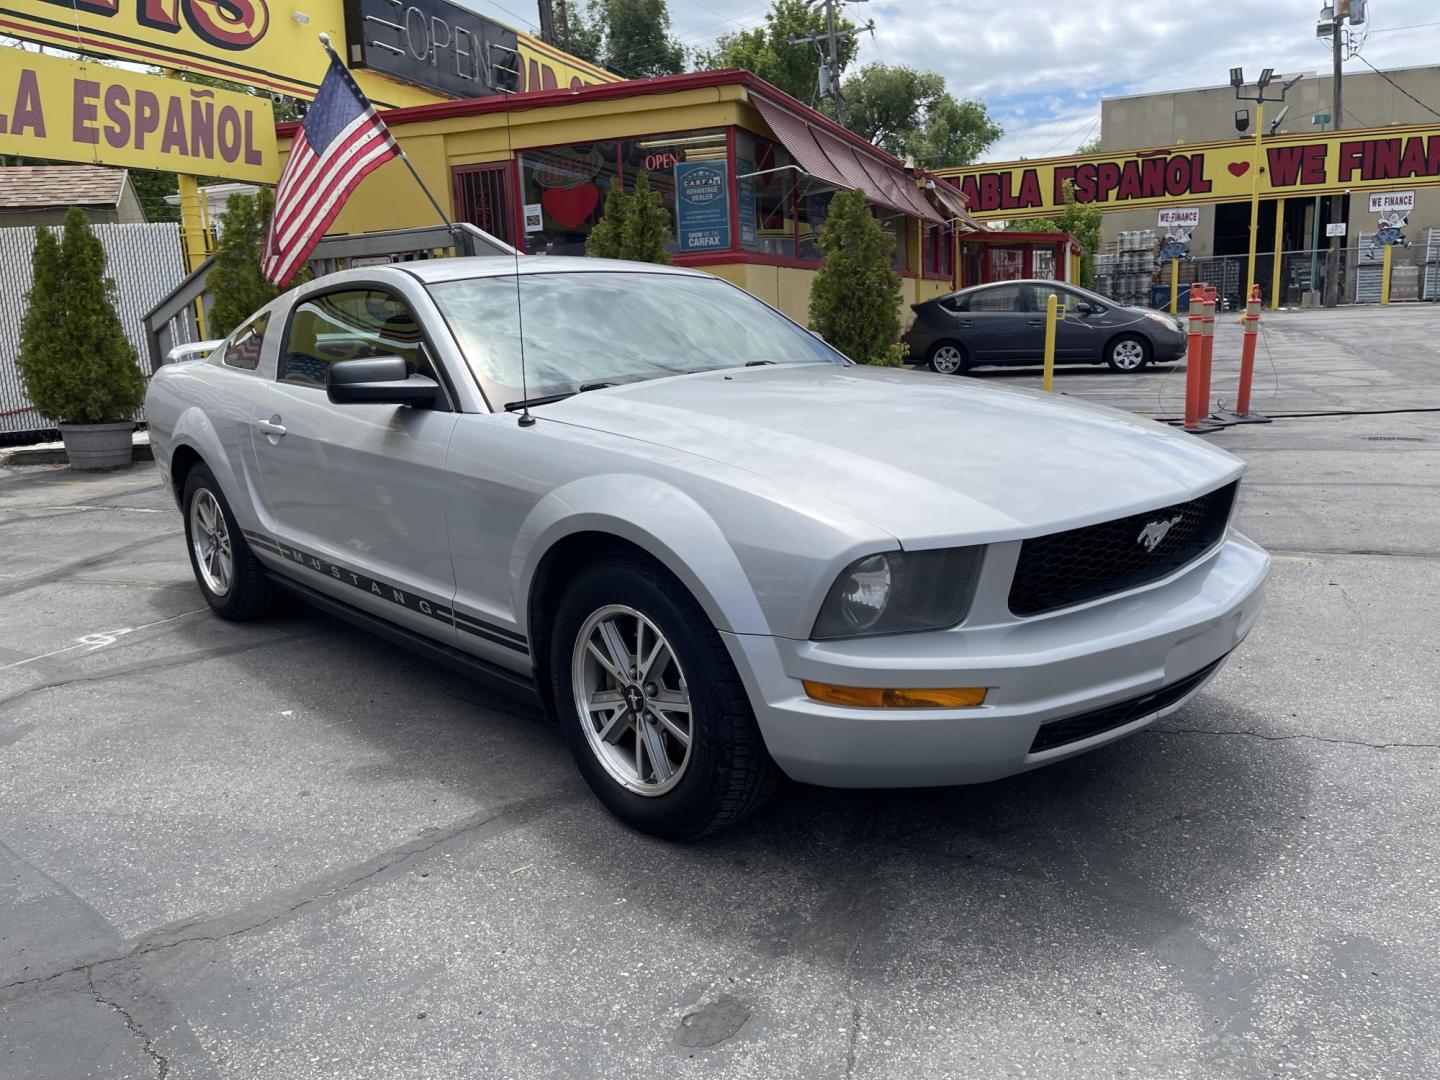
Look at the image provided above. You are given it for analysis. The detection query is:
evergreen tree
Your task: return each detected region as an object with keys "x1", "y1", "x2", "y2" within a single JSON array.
[
  {"x1": 619, "y1": 172, "x2": 672, "y2": 264},
  {"x1": 586, "y1": 172, "x2": 672, "y2": 263},
  {"x1": 17, "y1": 208, "x2": 145, "y2": 424},
  {"x1": 208, "y1": 189, "x2": 290, "y2": 338},
  {"x1": 807, "y1": 188, "x2": 902, "y2": 365},
  {"x1": 585, "y1": 183, "x2": 633, "y2": 260}
]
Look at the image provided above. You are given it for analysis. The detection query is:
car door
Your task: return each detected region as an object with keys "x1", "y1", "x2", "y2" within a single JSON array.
[
  {"x1": 956, "y1": 284, "x2": 1030, "y2": 364},
  {"x1": 1026, "y1": 283, "x2": 1105, "y2": 362},
  {"x1": 248, "y1": 284, "x2": 462, "y2": 644}
]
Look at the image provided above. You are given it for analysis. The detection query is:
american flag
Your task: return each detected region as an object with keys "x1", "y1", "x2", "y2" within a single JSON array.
[{"x1": 262, "y1": 51, "x2": 399, "y2": 286}]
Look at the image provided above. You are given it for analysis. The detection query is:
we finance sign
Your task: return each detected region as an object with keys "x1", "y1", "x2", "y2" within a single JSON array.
[
  {"x1": 938, "y1": 125, "x2": 1440, "y2": 220},
  {"x1": 0, "y1": 50, "x2": 277, "y2": 182}
]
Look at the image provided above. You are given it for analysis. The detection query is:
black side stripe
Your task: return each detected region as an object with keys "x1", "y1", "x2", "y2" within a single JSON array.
[{"x1": 242, "y1": 529, "x2": 528, "y2": 654}]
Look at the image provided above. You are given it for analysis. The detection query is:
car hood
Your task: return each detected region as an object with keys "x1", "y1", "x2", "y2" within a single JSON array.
[{"x1": 538, "y1": 364, "x2": 1243, "y2": 545}]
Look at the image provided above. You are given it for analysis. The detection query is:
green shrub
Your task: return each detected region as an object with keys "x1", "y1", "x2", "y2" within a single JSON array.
[
  {"x1": 16, "y1": 207, "x2": 145, "y2": 425},
  {"x1": 208, "y1": 188, "x2": 288, "y2": 338},
  {"x1": 586, "y1": 172, "x2": 672, "y2": 264},
  {"x1": 807, "y1": 188, "x2": 903, "y2": 364}
]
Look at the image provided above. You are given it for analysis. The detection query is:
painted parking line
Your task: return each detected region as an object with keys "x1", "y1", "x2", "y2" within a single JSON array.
[{"x1": 0, "y1": 608, "x2": 207, "y2": 671}]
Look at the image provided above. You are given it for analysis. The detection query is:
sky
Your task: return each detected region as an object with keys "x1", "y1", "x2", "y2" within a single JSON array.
[{"x1": 461, "y1": 0, "x2": 1440, "y2": 161}]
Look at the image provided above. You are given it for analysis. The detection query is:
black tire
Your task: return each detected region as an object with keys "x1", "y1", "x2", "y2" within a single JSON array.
[
  {"x1": 1105, "y1": 334, "x2": 1151, "y2": 372},
  {"x1": 926, "y1": 341, "x2": 970, "y2": 375},
  {"x1": 181, "y1": 465, "x2": 274, "y2": 620},
  {"x1": 549, "y1": 557, "x2": 779, "y2": 840}
]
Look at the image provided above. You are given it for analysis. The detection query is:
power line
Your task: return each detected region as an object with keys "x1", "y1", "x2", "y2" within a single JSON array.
[
  {"x1": 1366, "y1": 20, "x2": 1440, "y2": 34},
  {"x1": 1036, "y1": 113, "x2": 1098, "y2": 158},
  {"x1": 1351, "y1": 51, "x2": 1440, "y2": 120}
]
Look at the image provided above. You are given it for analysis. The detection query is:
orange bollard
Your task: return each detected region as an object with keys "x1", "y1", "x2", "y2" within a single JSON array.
[
  {"x1": 1184, "y1": 284, "x2": 1223, "y2": 433},
  {"x1": 1183, "y1": 283, "x2": 1204, "y2": 430},
  {"x1": 1215, "y1": 284, "x2": 1273, "y2": 425}
]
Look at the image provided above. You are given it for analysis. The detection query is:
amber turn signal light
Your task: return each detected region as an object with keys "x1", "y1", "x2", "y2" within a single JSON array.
[{"x1": 802, "y1": 682, "x2": 988, "y2": 709}]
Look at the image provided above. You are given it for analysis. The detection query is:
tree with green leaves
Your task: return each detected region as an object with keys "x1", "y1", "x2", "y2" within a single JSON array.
[
  {"x1": 842, "y1": 63, "x2": 1001, "y2": 168},
  {"x1": 808, "y1": 188, "x2": 902, "y2": 365},
  {"x1": 17, "y1": 208, "x2": 145, "y2": 425},
  {"x1": 207, "y1": 189, "x2": 296, "y2": 338},
  {"x1": 591, "y1": 0, "x2": 685, "y2": 77},
  {"x1": 1005, "y1": 180, "x2": 1103, "y2": 288},
  {"x1": 586, "y1": 172, "x2": 672, "y2": 263},
  {"x1": 696, "y1": 0, "x2": 858, "y2": 106}
]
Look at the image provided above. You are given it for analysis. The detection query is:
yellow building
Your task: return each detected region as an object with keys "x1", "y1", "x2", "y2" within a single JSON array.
[{"x1": 277, "y1": 70, "x2": 983, "y2": 324}]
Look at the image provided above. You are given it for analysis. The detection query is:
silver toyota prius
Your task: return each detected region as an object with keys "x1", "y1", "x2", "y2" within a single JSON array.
[{"x1": 145, "y1": 257, "x2": 1270, "y2": 838}]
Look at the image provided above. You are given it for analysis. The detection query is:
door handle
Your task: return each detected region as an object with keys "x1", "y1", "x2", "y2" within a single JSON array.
[
  {"x1": 254, "y1": 416, "x2": 287, "y2": 437},
  {"x1": 955, "y1": 319, "x2": 973, "y2": 328},
  {"x1": 1027, "y1": 319, "x2": 1044, "y2": 327}
]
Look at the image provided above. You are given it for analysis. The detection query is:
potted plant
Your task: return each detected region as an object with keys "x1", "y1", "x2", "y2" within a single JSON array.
[{"x1": 17, "y1": 206, "x2": 147, "y2": 471}]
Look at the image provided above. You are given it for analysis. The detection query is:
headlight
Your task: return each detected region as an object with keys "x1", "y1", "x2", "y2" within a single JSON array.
[
  {"x1": 1143, "y1": 311, "x2": 1181, "y2": 332},
  {"x1": 812, "y1": 548, "x2": 983, "y2": 640}
]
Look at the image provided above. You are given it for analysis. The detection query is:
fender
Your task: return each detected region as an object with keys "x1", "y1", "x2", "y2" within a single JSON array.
[
  {"x1": 166, "y1": 405, "x2": 263, "y2": 532},
  {"x1": 514, "y1": 474, "x2": 772, "y2": 638}
]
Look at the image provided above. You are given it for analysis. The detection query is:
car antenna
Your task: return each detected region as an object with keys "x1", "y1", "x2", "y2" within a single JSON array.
[{"x1": 489, "y1": 41, "x2": 534, "y2": 427}]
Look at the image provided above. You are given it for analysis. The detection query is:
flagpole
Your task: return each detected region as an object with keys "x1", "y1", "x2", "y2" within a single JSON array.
[{"x1": 317, "y1": 33, "x2": 456, "y2": 234}]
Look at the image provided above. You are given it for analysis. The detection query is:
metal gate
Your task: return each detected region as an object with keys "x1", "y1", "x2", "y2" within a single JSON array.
[{"x1": 451, "y1": 164, "x2": 516, "y2": 248}]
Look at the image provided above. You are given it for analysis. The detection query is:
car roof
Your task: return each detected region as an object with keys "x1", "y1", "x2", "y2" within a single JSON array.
[{"x1": 396, "y1": 255, "x2": 711, "y2": 285}]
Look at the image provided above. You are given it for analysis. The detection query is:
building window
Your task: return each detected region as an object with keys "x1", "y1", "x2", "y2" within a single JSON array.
[
  {"x1": 735, "y1": 130, "x2": 797, "y2": 258},
  {"x1": 518, "y1": 142, "x2": 620, "y2": 256},
  {"x1": 797, "y1": 189, "x2": 834, "y2": 261},
  {"x1": 923, "y1": 224, "x2": 953, "y2": 280},
  {"x1": 878, "y1": 213, "x2": 910, "y2": 272},
  {"x1": 618, "y1": 129, "x2": 727, "y2": 255}
]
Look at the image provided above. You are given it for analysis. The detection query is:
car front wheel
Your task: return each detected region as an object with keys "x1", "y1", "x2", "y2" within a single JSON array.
[
  {"x1": 182, "y1": 465, "x2": 274, "y2": 620},
  {"x1": 928, "y1": 342, "x2": 969, "y2": 375},
  {"x1": 550, "y1": 557, "x2": 778, "y2": 839},
  {"x1": 1105, "y1": 335, "x2": 1151, "y2": 372}
]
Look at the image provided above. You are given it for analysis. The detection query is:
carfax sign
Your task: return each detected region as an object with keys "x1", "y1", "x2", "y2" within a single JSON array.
[
  {"x1": 674, "y1": 161, "x2": 731, "y2": 252},
  {"x1": 0, "y1": 49, "x2": 278, "y2": 182}
]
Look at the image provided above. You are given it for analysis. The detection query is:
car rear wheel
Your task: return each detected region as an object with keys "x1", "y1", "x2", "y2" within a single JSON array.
[
  {"x1": 551, "y1": 557, "x2": 779, "y2": 839},
  {"x1": 182, "y1": 465, "x2": 274, "y2": 620},
  {"x1": 1105, "y1": 335, "x2": 1150, "y2": 372},
  {"x1": 927, "y1": 342, "x2": 969, "y2": 375}
]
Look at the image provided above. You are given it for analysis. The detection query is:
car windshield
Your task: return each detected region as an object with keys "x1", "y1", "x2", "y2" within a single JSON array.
[{"x1": 427, "y1": 270, "x2": 847, "y2": 408}]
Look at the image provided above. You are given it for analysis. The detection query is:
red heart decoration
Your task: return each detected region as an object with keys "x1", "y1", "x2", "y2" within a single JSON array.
[
  {"x1": 1227, "y1": 161, "x2": 1250, "y2": 177},
  {"x1": 541, "y1": 183, "x2": 599, "y2": 229}
]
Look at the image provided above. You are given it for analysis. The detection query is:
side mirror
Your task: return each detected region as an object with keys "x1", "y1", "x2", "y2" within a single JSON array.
[
  {"x1": 1074, "y1": 301, "x2": 1097, "y2": 316},
  {"x1": 326, "y1": 357, "x2": 440, "y2": 407}
]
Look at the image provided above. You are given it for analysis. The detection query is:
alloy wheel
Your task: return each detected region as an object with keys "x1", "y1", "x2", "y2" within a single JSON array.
[
  {"x1": 1111, "y1": 339, "x2": 1147, "y2": 371},
  {"x1": 930, "y1": 346, "x2": 965, "y2": 374},
  {"x1": 190, "y1": 488, "x2": 233, "y2": 597},
  {"x1": 571, "y1": 604, "x2": 693, "y2": 796}
]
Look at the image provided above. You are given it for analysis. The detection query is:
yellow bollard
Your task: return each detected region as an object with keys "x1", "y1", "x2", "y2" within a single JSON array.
[
  {"x1": 1270, "y1": 198, "x2": 1285, "y2": 311},
  {"x1": 1170, "y1": 258, "x2": 1179, "y2": 315},
  {"x1": 1381, "y1": 243, "x2": 1393, "y2": 305},
  {"x1": 1042, "y1": 292, "x2": 1058, "y2": 392}
]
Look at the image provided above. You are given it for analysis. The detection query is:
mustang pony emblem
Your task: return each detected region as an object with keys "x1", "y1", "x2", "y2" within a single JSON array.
[{"x1": 1137, "y1": 515, "x2": 1183, "y2": 552}]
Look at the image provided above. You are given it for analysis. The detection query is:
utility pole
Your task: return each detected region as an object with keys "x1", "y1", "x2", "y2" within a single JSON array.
[
  {"x1": 790, "y1": 0, "x2": 872, "y2": 125},
  {"x1": 537, "y1": 0, "x2": 556, "y2": 45},
  {"x1": 1322, "y1": 7, "x2": 1345, "y2": 307}
]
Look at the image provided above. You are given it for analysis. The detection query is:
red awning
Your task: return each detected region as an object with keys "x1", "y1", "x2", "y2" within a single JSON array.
[
  {"x1": 752, "y1": 95, "x2": 944, "y2": 224},
  {"x1": 928, "y1": 179, "x2": 981, "y2": 230}
]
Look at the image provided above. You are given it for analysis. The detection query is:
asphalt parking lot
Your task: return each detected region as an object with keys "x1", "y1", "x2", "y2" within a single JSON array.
[{"x1": 2, "y1": 305, "x2": 1438, "y2": 1079}]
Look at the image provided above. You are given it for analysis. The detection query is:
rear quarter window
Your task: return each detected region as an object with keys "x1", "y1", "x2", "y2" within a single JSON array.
[{"x1": 223, "y1": 314, "x2": 269, "y2": 371}]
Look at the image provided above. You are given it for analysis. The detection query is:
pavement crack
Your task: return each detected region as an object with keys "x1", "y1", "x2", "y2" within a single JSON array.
[
  {"x1": 1147, "y1": 727, "x2": 1440, "y2": 751},
  {"x1": 0, "y1": 792, "x2": 573, "y2": 995},
  {"x1": 87, "y1": 970, "x2": 169, "y2": 1079},
  {"x1": 844, "y1": 1002, "x2": 862, "y2": 1079}
]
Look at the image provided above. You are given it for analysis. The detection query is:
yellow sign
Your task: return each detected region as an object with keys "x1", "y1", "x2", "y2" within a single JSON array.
[
  {"x1": 937, "y1": 124, "x2": 1440, "y2": 220},
  {"x1": 0, "y1": 0, "x2": 615, "y2": 108},
  {"x1": 0, "y1": 49, "x2": 278, "y2": 182}
]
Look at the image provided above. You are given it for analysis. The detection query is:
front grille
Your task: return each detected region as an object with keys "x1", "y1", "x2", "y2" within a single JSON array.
[
  {"x1": 1008, "y1": 482, "x2": 1238, "y2": 617},
  {"x1": 1028, "y1": 657, "x2": 1225, "y2": 754}
]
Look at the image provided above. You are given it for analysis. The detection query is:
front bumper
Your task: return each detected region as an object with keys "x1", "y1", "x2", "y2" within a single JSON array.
[{"x1": 724, "y1": 530, "x2": 1269, "y2": 787}]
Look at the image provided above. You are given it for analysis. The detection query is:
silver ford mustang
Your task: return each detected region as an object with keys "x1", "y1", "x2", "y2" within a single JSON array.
[{"x1": 145, "y1": 257, "x2": 1270, "y2": 838}]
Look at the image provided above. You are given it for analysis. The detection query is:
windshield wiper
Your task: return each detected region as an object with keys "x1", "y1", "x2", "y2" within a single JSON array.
[{"x1": 503, "y1": 382, "x2": 615, "y2": 412}]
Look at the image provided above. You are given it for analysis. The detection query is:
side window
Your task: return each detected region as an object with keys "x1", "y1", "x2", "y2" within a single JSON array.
[
  {"x1": 279, "y1": 289, "x2": 434, "y2": 389},
  {"x1": 223, "y1": 314, "x2": 269, "y2": 371},
  {"x1": 968, "y1": 285, "x2": 1023, "y2": 312},
  {"x1": 1028, "y1": 285, "x2": 1084, "y2": 315}
]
